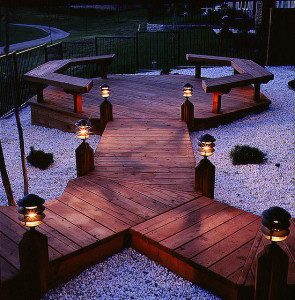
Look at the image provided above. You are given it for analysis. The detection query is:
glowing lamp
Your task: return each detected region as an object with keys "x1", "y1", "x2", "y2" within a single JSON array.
[
  {"x1": 75, "y1": 119, "x2": 92, "y2": 141},
  {"x1": 17, "y1": 194, "x2": 45, "y2": 228},
  {"x1": 261, "y1": 206, "x2": 291, "y2": 242},
  {"x1": 183, "y1": 83, "x2": 193, "y2": 99},
  {"x1": 198, "y1": 134, "x2": 215, "y2": 158},
  {"x1": 101, "y1": 84, "x2": 110, "y2": 99}
]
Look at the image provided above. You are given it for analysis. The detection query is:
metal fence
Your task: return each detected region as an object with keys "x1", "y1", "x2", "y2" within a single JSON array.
[
  {"x1": 0, "y1": 27, "x2": 266, "y2": 117},
  {"x1": 0, "y1": 43, "x2": 62, "y2": 117}
]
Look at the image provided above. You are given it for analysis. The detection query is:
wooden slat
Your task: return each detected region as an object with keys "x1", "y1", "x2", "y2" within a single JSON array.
[
  {"x1": 209, "y1": 239, "x2": 254, "y2": 278},
  {"x1": 132, "y1": 197, "x2": 214, "y2": 235},
  {"x1": 176, "y1": 212, "x2": 259, "y2": 259},
  {"x1": 191, "y1": 218, "x2": 261, "y2": 267},
  {"x1": 161, "y1": 206, "x2": 243, "y2": 250},
  {"x1": 60, "y1": 192, "x2": 130, "y2": 232},
  {"x1": 45, "y1": 199, "x2": 115, "y2": 240},
  {"x1": 64, "y1": 180, "x2": 144, "y2": 225},
  {"x1": 146, "y1": 201, "x2": 228, "y2": 242},
  {"x1": 0, "y1": 257, "x2": 19, "y2": 282}
]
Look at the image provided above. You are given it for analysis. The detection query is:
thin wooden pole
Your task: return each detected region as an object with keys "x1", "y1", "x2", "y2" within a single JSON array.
[
  {"x1": 5, "y1": 8, "x2": 29, "y2": 196},
  {"x1": 0, "y1": 140, "x2": 15, "y2": 205}
]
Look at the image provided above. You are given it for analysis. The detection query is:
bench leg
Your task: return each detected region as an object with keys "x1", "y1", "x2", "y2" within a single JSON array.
[
  {"x1": 195, "y1": 64, "x2": 201, "y2": 78},
  {"x1": 254, "y1": 84, "x2": 260, "y2": 102},
  {"x1": 101, "y1": 65, "x2": 107, "y2": 79},
  {"x1": 74, "y1": 94, "x2": 82, "y2": 113},
  {"x1": 213, "y1": 93, "x2": 222, "y2": 114},
  {"x1": 36, "y1": 84, "x2": 44, "y2": 103}
]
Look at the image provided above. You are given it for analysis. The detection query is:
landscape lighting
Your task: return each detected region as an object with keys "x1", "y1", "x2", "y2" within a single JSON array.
[
  {"x1": 17, "y1": 194, "x2": 45, "y2": 228},
  {"x1": 183, "y1": 83, "x2": 193, "y2": 100},
  {"x1": 101, "y1": 83, "x2": 110, "y2": 99},
  {"x1": 198, "y1": 134, "x2": 215, "y2": 158},
  {"x1": 261, "y1": 206, "x2": 291, "y2": 242},
  {"x1": 75, "y1": 119, "x2": 91, "y2": 141}
]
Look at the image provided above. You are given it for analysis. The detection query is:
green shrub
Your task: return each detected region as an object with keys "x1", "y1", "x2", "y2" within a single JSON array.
[
  {"x1": 230, "y1": 145, "x2": 267, "y2": 165},
  {"x1": 27, "y1": 147, "x2": 54, "y2": 170},
  {"x1": 288, "y1": 79, "x2": 295, "y2": 89}
]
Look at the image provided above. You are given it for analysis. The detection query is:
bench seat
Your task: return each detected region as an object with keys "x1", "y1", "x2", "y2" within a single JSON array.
[
  {"x1": 186, "y1": 54, "x2": 232, "y2": 66},
  {"x1": 186, "y1": 54, "x2": 274, "y2": 113},
  {"x1": 202, "y1": 73, "x2": 254, "y2": 93},
  {"x1": 24, "y1": 54, "x2": 115, "y2": 113},
  {"x1": 231, "y1": 58, "x2": 274, "y2": 83}
]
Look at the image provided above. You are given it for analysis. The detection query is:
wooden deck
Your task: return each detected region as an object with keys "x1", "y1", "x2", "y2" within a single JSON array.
[
  {"x1": 1, "y1": 74, "x2": 293, "y2": 300},
  {"x1": 29, "y1": 74, "x2": 271, "y2": 133}
]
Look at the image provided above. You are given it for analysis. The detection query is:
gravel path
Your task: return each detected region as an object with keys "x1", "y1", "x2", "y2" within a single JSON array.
[
  {"x1": 1, "y1": 66, "x2": 293, "y2": 299},
  {"x1": 0, "y1": 23, "x2": 70, "y2": 54}
]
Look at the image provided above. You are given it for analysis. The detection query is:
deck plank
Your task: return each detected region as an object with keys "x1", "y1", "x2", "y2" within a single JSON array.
[{"x1": 3, "y1": 72, "x2": 291, "y2": 300}]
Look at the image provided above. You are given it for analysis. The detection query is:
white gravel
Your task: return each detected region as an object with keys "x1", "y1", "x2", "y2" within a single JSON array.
[
  {"x1": 42, "y1": 248, "x2": 221, "y2": 300},
  {"x1": 1, "y1": 66, "x2": 294, "y2": 299},
  {"x1": 0, "y1": 110, "x2": 100, "y2": 204}
]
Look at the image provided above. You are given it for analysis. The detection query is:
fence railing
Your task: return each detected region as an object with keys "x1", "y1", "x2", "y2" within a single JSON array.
[
  {"x1": 0, "y1": 27, "x2": 266, "y2": 117},
  {"x1": 0, "y1": 43, "x2": 62, "y2": 117}
]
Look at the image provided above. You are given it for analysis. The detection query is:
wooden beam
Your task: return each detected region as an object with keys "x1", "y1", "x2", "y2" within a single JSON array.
[
  {"x1": 181, "y1": 99, "x2": 194, "y2": 131},
  {"x1": 195, "y1": 158, "x2": 215, "y2": 199},
  {"x1": 19, "y1": 229, "x2": 49, "y2": 299}
]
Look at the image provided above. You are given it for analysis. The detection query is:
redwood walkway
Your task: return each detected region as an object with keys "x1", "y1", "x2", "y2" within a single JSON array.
[{"x1": 1, "y1": 75, "x2": 294, "y2": 300}]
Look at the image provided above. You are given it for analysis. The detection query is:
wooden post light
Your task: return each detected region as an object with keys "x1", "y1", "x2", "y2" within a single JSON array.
[
  {"x1": 181, "y1": 83, "x2": 194, "y2": 131},
  {"x1": 254, "y1": 206, "x2": 291, "y2": 300},
  {"x1": 100, "y1": 83, "x2": 113, "y2": 132},
  {"x1": 18, "y1": 194, "x2": 49, "y2": 300},
  {"x1": 195, "y1": 134, "x2": 216, "y2": 198},
  {"x1": 75, "y1": 119, "x2": 94, "y2": 177}
]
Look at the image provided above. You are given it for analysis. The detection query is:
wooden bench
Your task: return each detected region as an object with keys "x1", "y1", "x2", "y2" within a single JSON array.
[
  {"x1": 24, "y1": 54, "x2": 115, "y2": 113},
  {"x1": 186, "y1": 54, "x2": 274, "y2": 113}
]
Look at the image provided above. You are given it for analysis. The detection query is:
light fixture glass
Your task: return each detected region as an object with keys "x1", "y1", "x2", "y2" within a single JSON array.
[
  {"x1": 75, "y1": 119, "x2": 92, "y2": 141},
  {"x1": 198, "y1": 134, "x2": 216, "y2": 158},
  {"x1": 17, "y1": 194, "x2": 45, "y2": 228},
  {"x1": 183, "y1": 83, "x2": 193, "y2": 99},
  {"x1": 101, "y1": 83, "x2": 110, "y2": 99},
  {"x1": 261, "y1": 206, "x2": 291, "y2": 242}
]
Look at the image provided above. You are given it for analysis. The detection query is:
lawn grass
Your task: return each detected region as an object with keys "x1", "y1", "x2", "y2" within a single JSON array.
[
  {"x1": 4, "y1": 7, "x2": 149, "y2": 42},
  {"x1": 0, "y1": 24, "x2": 48, "y2": 47}
]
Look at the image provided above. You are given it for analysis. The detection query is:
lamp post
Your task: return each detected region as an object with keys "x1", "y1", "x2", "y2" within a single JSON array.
[
  {"x1": 75, "y1": 119, "x2": 94, "y2": 177},
  {"x1": 100, "y1": 83, "x2": 113, "y2": 132},
  {"x1": 17, "y1": 194, "x2": 49, "y2": 299},
  {"x1": 195, "y1": 134, "x2": 216, "y2": 198},
  {"x1": 181, "y1": 83, "x2": 194, "y2": 131},
  {"x1": 254, "y1": 206, "x2": 291, "y2": 300}
]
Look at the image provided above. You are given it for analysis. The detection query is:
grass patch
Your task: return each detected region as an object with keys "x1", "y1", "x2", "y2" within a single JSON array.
[
  {"x1": 0, "y1": 24, "x2": 48, "y2": 47},
  {"x1": 230, "y1": 145, "x2": 267, "y2": 165},
  {"x1": 3, "y1": 7, "x2": 149, "y2": 42}
]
